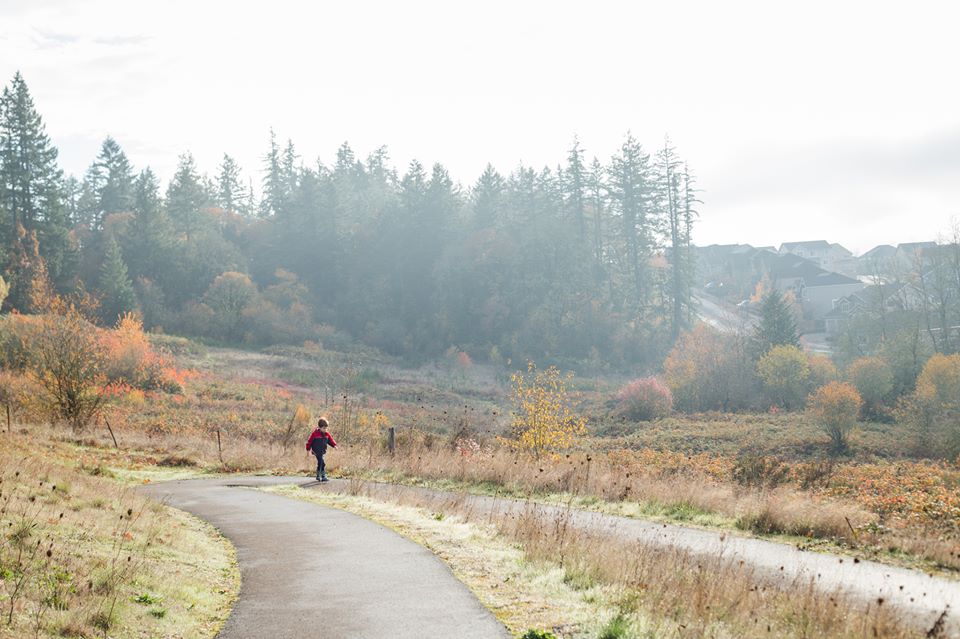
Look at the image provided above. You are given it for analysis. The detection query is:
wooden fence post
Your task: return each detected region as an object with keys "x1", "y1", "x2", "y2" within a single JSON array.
[
  {"x1": 388, "y1": 427, "x2": 396, "y2": 455},
  {"x1": 103, "y1": 416, "x2": 119, "y2": 449}
]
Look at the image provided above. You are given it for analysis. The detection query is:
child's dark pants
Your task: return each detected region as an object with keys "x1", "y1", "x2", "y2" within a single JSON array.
[{"x1": 315, "y1": 453, "x2": 326, "y2": 480}]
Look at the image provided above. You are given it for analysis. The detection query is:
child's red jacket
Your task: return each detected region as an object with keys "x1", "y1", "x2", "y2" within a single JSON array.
[{"x1": 306, "y1": 429, "x2": 337, "y2": 454}]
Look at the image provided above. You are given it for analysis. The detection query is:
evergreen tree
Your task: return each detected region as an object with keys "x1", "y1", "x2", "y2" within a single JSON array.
[
  {"x1": 751, "y1": 289, "x2": 800, "y2": 357},
  {"x1": 0, "y1": 72, "x2": 71, "y2": 285},
  {"x1": 0, "y1": 72, "x2": 63, "y2": 237},
  {"x1": 217, "y1": 153, "x2": 248, "y2": 215},
  {"x1": 607, "y1": 133, "x2": 653, "y2": 310},
  {"x1": 472, "y1": 164, "x2": 504, "y2": 229},
  {"x1": 260, "y1": 130, "x2": 288, "y2": 218},
  {"x1": 563, "y1": 137, "x2": 587, "y2": 239},
  {"x1": 98, "y1": 234, "x2": 137, "y2": 325},
  {"x1": 587, "y1": 157, "x2": 606, "y2": 277},
  {"x1": 125, "y1": 168, "x2": 171, "y2": 281},
  {"x1": 90, "y1": 137, "x2": 135, "y2": 223},
  {"x1": 166, "y1": 153, "x2": 208, "y2": 238}
]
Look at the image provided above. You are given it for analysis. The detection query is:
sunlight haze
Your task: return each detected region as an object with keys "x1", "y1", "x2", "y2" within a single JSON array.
[{"x1": 2, "y1": 0, "x2": 959, "y2": 253}]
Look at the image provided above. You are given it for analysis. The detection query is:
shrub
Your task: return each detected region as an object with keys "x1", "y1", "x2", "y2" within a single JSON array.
[
  {"x1": 845, "y1": 356, "x2": 893, "y2": 416},
  {"x1": 505, "y1": 362, "x2": 587, "y2": 459},
  {"x1": 27, "y1": 309, "x2": 108, "y2": 430},
  {"x1": 101, "y1": 314, "x2": 176, "y2": 391},
  {"x1": 663, "y1": 324, "x2": 755, "y2": 412},
  {"x1": 806, "y1": 354, "x2": 838, "y2": 389},
  {"x1": 903, "y1": 353, "x2": 960, "y2": 458},
  {"x1": 757, "y1": 345, "x2": 810, "y2": 409},
  {"x1": 915, "y1": 353, "x2": 960, "y2": 408},
  {"x1": 807, "y1": 381, "x2": 862, "y2": 454},
  {"x1": 616, "y1": 377, "x2": 673, "y2": 421}
]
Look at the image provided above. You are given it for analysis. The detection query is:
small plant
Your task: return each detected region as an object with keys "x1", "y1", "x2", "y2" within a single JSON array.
[
  {"x1": 133, "y1": 593, "x2": 160, "y2": 605},
  {"x1": 598, "y1": 614, "x2": 631, "y2": 639},
  {"x1": 519, "y1": 630, "x2": 558, "y2": 639},
  {"x1": 149, "y1": 607, "x2": 167, "y2": 618}
]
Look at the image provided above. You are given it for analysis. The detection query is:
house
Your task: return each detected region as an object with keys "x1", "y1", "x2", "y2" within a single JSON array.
[
  {"x1": 761, "y1": 253, "x2": 863, "y2": 322},
  {"x1": 779, "y1": 240, "x2": 856, "y2": 276},
  {"x1": 894, "y1": 241, "x2": 938, "y2": 270},
  {"x1": 823, "y1": 283, "x2": 905, "y2": 335},
  {"x1": 857, "y1": 244, "x2": 897, "y2": 276},
  {"x1": 695, "y1": 244, "x2": 864, "y2": 324}
]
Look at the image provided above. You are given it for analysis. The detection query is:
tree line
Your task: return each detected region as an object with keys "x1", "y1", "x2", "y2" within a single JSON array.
[{"x1": 0, "y1": 72, "x2": 698, "y2": 367}]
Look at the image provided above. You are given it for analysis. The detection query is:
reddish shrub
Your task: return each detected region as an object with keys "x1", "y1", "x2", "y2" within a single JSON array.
[{"x1": 617, "y1": 377, "x2": 673, "y2": 421}]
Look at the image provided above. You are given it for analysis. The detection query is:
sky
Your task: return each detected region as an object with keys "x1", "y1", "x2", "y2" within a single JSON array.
[{"x1": 2, "y1": 0, "x2": 959, "y2": 255}]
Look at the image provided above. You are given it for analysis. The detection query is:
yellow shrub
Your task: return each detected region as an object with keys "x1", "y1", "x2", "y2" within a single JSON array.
[
  {"x1": 505, "y1": 362, "x2": 586, "y2": 459},
  {"x1": 807, "y1": 381, "x2": 862, "y2": 454}
]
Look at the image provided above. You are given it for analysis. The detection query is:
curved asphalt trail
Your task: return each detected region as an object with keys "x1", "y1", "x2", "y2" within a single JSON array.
[
  {"x1": 333, "y1": 478, "x2": 960, "y2": 635},
  {"x1": 140, "y1": 477, "x2": 509, "y2": 639}
]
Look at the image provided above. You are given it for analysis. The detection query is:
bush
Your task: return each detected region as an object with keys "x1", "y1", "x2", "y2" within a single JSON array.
[
  {"x1": 902, "y1": 353, "x2": 960, "y2": 458},
  {"x1": 915, "y1": 353, "x2": 960, "y2": 408},
  {"x1": 27, "y1": 309, "x2": 108, "y2": 430},
  {"x1": 616, "y1": 377, "x2": 673, "y2": 421},
  {"x1": 101, "y1": 314, "x2": 177, "y2": 391},
  {"x1": 663, "y1": 324, "x2": 755, "y2": 412},
  {"x1": 757, "y1": 345, "x2": 810, "y2": 410},
  {"x1": 806, "y1": 354, "x2": 838, "y2": 389},
  {"x1": 807, "y1": 381, "x2": 862, "y2": 454},
  {"x1": 845, "y1": 356, "x2": 893, "y2": 416}
]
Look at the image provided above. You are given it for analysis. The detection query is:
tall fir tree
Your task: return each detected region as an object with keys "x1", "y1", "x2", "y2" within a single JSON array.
[
  {"x1": 607, "y1": 133, "x2": 653, "y2": 311},
  {"x1": 87, "y1": 137, "x2": 135, "y2": 226},
  {"x1": 563, "y1": 137, "x2": 587, "y2": 240},
  {"x1": 98, "y1": 234, "x2": 137, "y2": 325},
  {"x1": 751, "y1": 289, "x2": 800, "y2": 357},
  {"x1": 472, "y1": 164, "x2": 504, "y2": 229},
  {"x1": 0, "y1": 72, "x2": 71, "y2": 285},
  {"x1": 217, "y1": 153, "x2": 248, "y2": 216},
  {"x1": 166, "y1": 153, "x2": 208, "y2": 238}
]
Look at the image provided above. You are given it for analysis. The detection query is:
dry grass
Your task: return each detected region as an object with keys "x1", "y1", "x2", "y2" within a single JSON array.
[
  {"x1": 273, "y1": 481, "x2": 923, "y2": 639},
  {"x1": 39, "y1": 413, "x2": 960, "y2": 577},
  {"x1": 0, "y1": 432, "x2": 237, "y2": 639}
]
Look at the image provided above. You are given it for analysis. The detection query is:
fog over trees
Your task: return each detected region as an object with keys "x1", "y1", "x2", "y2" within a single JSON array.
[{"x1": 0, "y1": 72, "x2": 698, "y2": 368}]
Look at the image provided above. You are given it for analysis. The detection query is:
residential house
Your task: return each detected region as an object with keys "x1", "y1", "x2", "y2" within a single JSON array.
[
  {"x1": 779, "y1": 240, "x2": 856, "y2": 276},
  {"x1": 823, "y1": 283, "x2": 905, "y2": 335}
]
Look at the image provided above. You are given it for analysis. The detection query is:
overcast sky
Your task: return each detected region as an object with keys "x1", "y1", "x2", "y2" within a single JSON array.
[{"x1": 2, "y1": 0, "x2": 958, "y2": 254}]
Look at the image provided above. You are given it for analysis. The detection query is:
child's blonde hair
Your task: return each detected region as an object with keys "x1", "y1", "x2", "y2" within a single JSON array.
[{"x1": 317, "y1": 417, "x2": 329, "y2": 430}]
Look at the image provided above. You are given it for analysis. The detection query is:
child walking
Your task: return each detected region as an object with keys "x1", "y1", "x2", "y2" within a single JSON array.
[{"x1": 306, "y1": 417, "x2": 337, "y2": 482}]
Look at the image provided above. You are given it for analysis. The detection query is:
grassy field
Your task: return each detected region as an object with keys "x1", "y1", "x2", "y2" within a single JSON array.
[
  {"x1": 86, "y1": 338, "x2": 959, "y2": 577},
  {"x1": 6, "y1": 330, "x2": 957, "y2": 637},
  {"x1": 0, "y1": 433, "x2": 237, "y2": 639}
]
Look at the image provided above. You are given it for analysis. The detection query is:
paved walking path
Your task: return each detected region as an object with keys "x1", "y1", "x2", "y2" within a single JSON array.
[
  {"x1": 308, "y1": 477, "x2": 959, "y2": 635},
  {"x1": 140, "y1": 478, "x2": 509, "y2": 639}
]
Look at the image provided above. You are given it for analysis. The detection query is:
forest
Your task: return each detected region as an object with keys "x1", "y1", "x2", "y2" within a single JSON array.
[{"x1": 0, "y1": 72, "x2": 697, "y2": 368}]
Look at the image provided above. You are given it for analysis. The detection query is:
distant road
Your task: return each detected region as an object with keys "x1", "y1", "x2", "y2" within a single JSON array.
[
  {"x1": 141, "y1": 478, "x2": 509, "y2": 639},
  {"x1": 695, "y1": 293, "x2": 756, "y2": 333}
]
